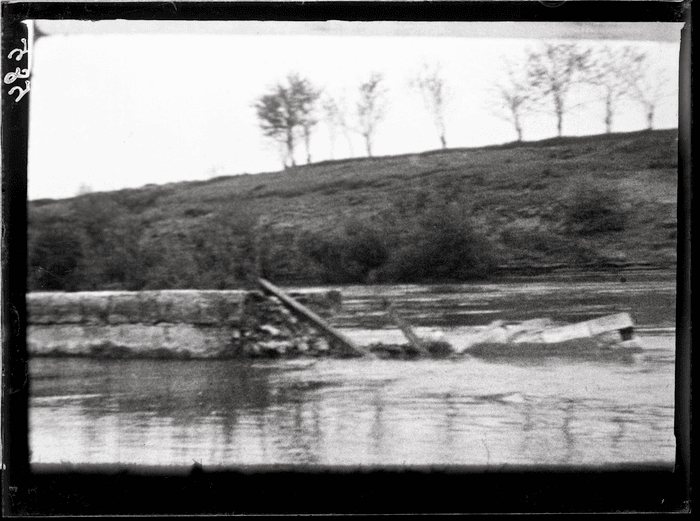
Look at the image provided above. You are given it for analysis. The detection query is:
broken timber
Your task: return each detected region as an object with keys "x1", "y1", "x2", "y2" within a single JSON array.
[
  {"x1": 382, "y1": 299, "x2": 430, "y2": 356},
  {"x1": 513, "y1": 313, "x2": 636, "y2": 344},
  {"x1": 257, "y1": 278, "x2": 377, "y2": 359}
]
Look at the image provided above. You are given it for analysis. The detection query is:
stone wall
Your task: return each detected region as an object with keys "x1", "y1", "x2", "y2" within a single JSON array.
[
  {"x1": 27, "y1": 290, "x2": 247, "y2": 326},
  {"x1": 27, "y1": 290, "x2": 335, "y2": 359}
]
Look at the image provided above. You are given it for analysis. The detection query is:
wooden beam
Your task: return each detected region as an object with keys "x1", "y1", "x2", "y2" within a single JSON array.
[
  {"x1": 257, "y1": 278, "x2": 377, "y2": 359},
  {"x1": 383, "y1": 299, "x2": 430, "y2": 357}
]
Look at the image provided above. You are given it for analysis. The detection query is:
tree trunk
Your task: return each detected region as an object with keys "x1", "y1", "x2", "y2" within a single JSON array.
[
  {"x1": 436, "y1": 117, "x2": 447, "y2": 149},
  {"x1": 605, "y1": 93, "x2": 613, "y2": 134},
  {"x1": 364, "y1": 134, "x2": 373, "y2": 157},
  {"x1": 286, "y1": 132, "x2": 296, "y2": 168},
  {"x1": 554, "y1": 95, "x2": 564, "y2": 137},
  {"x1": 556, "y1": 113, "x2": 563, "y2": 137},
  {"x1": 341, "y1": 127, "x2": 355, "y2": 158},
  {"x1": 304, "y1": 126, "x2": 312, "y2": 164},
  {"x1": 646, "y1": 107, "x2": 655, "y2": 130}
]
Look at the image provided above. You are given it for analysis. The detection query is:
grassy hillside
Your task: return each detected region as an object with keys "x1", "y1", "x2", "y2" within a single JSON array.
[{"x1": 28, "y1": 129, "x2": 678, "y2": 290}]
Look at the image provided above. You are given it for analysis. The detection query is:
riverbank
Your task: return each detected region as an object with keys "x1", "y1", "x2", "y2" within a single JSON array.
[{"x1": 28, "y1": 129, "x2": 678, "y2": 290}]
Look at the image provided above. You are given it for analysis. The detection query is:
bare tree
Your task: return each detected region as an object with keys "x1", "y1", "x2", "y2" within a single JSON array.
[
  {"x1": 624, "y1": 53, "x2": 672, "y2": 130},
  {"x1": 254, "y1": 73, "x2": 321, "y2": 169},
  {"x1": 587, "y1": 46, "x2": 645, "y2": 133},
  {"x1": 526, "y1": 43, "x2": 594, "y2": 137},
  {"x1": 491, "y1": 57, "x2": 533, "y2": 142},
  {"x1": 291, "y1": 75, "x2": 322, "y2": 164},
  {"x1": 410, "y1": 61, "x2": 451, "y2": 149},
  {"x1": 323, "y1": 94, "x2": 355, "y2": 159},
  {"x1": 356, "y1": 72, "x2": 389, "y2": 157}
]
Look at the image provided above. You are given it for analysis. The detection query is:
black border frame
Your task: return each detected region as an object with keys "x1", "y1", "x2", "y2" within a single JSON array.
[{"x1": 2, "y1": 1, "x2": 692, "y2": 514}]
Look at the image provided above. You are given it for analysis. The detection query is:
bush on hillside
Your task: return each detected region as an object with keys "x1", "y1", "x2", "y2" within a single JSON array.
[
  {"x1": 71, "y1": 195, "x2": 125, "y2": 248},
  {"x1": 378, "y1": 202, "x2": 497, "y2": 282},
  {"x1": 564, "y1": 182, "x2": 627, "y2": 235},
  {"x1": 185, "y1": 202, "x2": 260, "y2": 288},
  {"x1": 27, "y1": 195, "x2": 266, "y2": 291},
  {"x1": 299, "y1": 219, "x2": 389, "y2": 284},
  {"x1": 255, "y1": 227, "x2": 316, "y2": 283},
  {"x1": 300, "y1": 197, "x2": 497, "y2": 284},
  {"x1": 500, "y1": 225, "x2": 567, "y2": 254},
  {"x1": 29, "y1": 222, "x2": 85, "y2": 291},
  {"x1": 98, "y1": 216, "x2": 152, "y2": 290}
]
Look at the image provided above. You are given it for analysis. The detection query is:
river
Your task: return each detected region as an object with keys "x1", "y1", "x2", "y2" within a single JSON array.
[{"x1": 29, "y1": 270, "x2": 677, "y2": 467}]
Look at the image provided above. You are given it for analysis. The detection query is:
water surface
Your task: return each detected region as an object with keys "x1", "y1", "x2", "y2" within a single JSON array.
[{"x1": 30, "y1": 272, "x2": 677, "y2": 467}]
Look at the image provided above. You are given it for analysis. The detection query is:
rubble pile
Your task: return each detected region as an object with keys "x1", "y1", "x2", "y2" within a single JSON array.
[{"x1": 238, "y1": 292, "x2": 337, "y2": 358}]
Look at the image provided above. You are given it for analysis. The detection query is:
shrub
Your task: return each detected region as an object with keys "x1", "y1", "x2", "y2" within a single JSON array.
[
  {"x1": 299, "y1": 219, "x2": 389, "y2": 283},
  {"x1": 343, "y1": 220, "x2": 389, "y2": 270},
  {"x1": 378, "y1": 202, "x2": 497, "y2": 283},
  {"x1": 500, "y1": 224, "x2": 570, "y2": 256},
  {"x1": 186, "y1": 202, "x2": 259, "y2": 286},
  {"x1": 29, "y1": 222, "x2": 85, "y2": 291},
  {"x1": 564, "y1": 182, "x2": 627, "y2": 235},
  {"x1": 71, "y1": 195, "x2": 124, "y2": 247},
  {"x1": 257, "y1": 227, "x2": 318, "y2": 283},
  {"x1": 184, "y1": 207, "x2": 209, "y2": 218},
  {"x1": 98, "y1": 215, "x2": 152, "y2": 290},
  {"x1": 111, "y1": 187, "x2": 163, "y2": 213}
]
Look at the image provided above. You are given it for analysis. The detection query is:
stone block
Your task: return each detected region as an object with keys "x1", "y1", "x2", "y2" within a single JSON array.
[
  {"x1": 44, "y1": 293, "x2": 85, "y2": 324},
  {"x1": 79, "y1": 292, "x2": 113, "y2": 325},
  {"x1": 218, "y1": 291, "x2": 246, "y2": 325},
  {"x1": 154, "y1": 291, "x2": 201, "y2": 323},
  {"x1": 28, "y1": 325, "x2": 89, "y2": 355},
  {"x1": 107, "y1": 292, "x2": 144, "y2": 324},
  {"x1": 27, "y1": 323, "x2": 242, "y2": 359},
  {"x1": 587, "y1": 313, "x2": 634, "y2": 336},
  {"x1": 27, "y1": 293, "x2": 55, "y2": 324},
  {"x1": 540, "y1": 321, "x2": 592, "y2": 343},
  {"x1": 195, "y1": 291, "x2": 234, "y2": 325},
  {"x1": 137, "y1": 291, "x2": 162, "y2": 324}
]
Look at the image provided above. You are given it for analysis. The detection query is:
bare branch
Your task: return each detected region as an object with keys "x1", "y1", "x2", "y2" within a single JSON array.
[
  {"x1": 489, "y1": 56, "x2": 534, "y2": 142},
  {"x1": 623, "y1": 52, "x2": 674, "y2": 130},
  {"x1": 323, "y1": 93, "x2": 355, "y2": 158},
  {"x1": 409, "y1": 61, "x2": 451, "y2": 148},
  {"x1": 356, "y1": 72, "x2": 389, "y2": 157},
  {"x1": 525, "y1": 42, "x2": 594, "y2": 137},
  {"x1": 585, "y1": 45, "x2": 647, "y2": 133}
]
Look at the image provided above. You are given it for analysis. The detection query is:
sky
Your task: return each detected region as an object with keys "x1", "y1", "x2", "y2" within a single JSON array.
[{"x1": 26, "y1": 21, "x2": 683, "y2": 200}]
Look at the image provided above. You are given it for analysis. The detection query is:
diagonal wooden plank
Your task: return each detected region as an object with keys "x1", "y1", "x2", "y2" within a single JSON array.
[{"x1": 257, "y1": 278, "x2": 377, "y2": 359}]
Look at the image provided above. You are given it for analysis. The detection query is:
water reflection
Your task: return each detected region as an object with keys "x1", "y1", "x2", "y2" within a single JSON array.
[{"x1": 30, "y1": 348, "x2": 675, "y2": 467}]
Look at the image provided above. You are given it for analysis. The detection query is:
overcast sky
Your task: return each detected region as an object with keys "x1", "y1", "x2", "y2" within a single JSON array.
[{"x1": 27, "y1": 21, "x2": 683, "y2": 200}]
